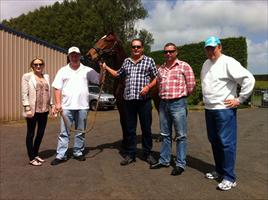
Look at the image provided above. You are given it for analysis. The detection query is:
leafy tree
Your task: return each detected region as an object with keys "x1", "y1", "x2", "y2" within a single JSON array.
[
  {"x1": 149, "y1": 37, "x2": 247, "y2": 105},
  {"x1": 149, "y1": 37, "x2": 247, "y2": 79},
  {"x1": 138, "y1": 29, "x2": 154, "y2": 54},
  {"x1": 2, "y1": 0, "x2": 149, "y2": 54}
]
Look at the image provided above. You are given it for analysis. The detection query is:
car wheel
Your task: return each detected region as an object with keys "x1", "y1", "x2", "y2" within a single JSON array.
[
  {"x1": 90, "y1": 100, "x2": 97, "y2": 111},
  {"x1": 109, "y1": 106, "x2": 115, "y2": 110}
]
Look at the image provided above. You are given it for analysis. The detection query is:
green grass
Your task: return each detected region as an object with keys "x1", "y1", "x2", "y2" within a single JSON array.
[{"x1": 255, "y1": 81, "x2": 268, "y2": 89}]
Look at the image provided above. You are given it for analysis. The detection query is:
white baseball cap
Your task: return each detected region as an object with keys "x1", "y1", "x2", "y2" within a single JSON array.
[{"x1": 68, "y1": 46, "x2": 81, "y2": 55}]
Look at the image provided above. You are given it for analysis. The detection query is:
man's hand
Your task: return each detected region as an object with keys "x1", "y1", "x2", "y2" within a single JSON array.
[
  {"x1": 99, "y1": 62, "x2": 107, "y2": 71},
  {"x1": 99, "y1": 62, "x2": 106, "y2": 85},
  {"x1": 224, "y1": 99, "x2": 240, "y2": 108},
  {"x1": 51, "y1": 105, "x2": 57, "y2": 118},
  {"x1": 140, "y1": 85, "x2": 150, "y2": 96},
  {"x1": 55, "y1": 103, "x2": 62, "y2": 113}
]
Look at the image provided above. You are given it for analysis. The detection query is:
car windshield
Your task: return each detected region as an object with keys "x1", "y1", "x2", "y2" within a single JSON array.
[
  {"x1": 263, "y1": 92, "x2": 268, "y2": 98},
  {"x1": 89, "y1": 86, "x2": 104, "y2": 94}
]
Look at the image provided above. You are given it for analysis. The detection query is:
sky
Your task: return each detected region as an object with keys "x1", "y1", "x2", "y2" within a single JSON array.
[{"x1": 1, "y1": 0, "x2": 267, "y2": 74}]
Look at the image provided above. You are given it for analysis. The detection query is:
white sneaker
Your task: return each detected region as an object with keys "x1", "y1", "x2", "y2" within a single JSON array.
[
  {"x1": 205, "y1": 171, "x2": 221, "y2": 179},
  {"x1": 217, "y1": 179, "x2": 237, "y2": 191}
]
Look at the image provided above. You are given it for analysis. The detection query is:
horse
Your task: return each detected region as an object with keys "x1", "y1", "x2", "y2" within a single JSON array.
[{"x1": 86, "y1": 33, "x2": 161, "y2": 150}]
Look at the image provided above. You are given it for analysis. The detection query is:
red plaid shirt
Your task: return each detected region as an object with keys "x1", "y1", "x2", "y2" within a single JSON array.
[{"x1": 157, "y1": 59, "x2": 196, "y2": 99}]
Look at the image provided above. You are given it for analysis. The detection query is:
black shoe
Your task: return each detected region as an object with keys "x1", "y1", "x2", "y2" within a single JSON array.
[
  {"x1": 73, "y1": 155, "x2": 86, "y2": 161},
  {"x1": 150, "y1": 162, "x2": 169, "y2": 169},
  {"x1": 155, "y1": 134, "x2": 163, "y2": 142},
  {"x1": 171, "y1": 166, "x2": 184, "y2": 176},
  {"x1": 144, "y1": 154, "x2": 157, "y2": 165},
  {"x1": 50, "y1": 158, "x2": 66, "y2": 166},
  {"x1": 120, "y1": 155, "x2": 136, "y2": 166}
]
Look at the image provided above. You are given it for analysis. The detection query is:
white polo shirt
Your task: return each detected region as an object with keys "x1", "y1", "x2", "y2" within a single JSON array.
[{"x1": 52, "y1": 63, "x2": 99, "y2": 109}]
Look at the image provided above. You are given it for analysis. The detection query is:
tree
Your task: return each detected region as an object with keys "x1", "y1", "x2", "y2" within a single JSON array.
[
  {"x1": 138, "y1": 29, "x2": 154, "y2": 54},
  {"x1": 2, "y1": 0, "x2": 151, "y2": 54}
]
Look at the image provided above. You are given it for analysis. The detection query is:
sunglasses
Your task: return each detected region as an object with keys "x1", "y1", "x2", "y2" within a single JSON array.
[
  {"x1": 131, "y1": 45, "x2": 142, "y2": 49},
  {"x1": 33, "y1": 63, "x2": 44, "y2": 67},
  {"x1": 164, "y1": 50, "x2": 176, "y2": 54}
]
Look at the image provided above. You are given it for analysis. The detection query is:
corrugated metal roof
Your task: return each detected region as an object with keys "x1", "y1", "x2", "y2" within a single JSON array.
[{"x1": 0, "y1": 23, "x2": 67, "y2": 53}]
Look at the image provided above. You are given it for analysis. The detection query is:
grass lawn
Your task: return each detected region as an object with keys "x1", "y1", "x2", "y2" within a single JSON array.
[{"x1": 255, "y1": 80, "x2": 268, "y2": 89}]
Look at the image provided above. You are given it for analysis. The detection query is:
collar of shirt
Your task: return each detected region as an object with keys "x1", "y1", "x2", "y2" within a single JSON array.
[
  {"x1": 68, "y1": 63, "x2": 84, "y2": 73},
  {"x1": 162, "y1": 59, "x2": 180, "y2": 70},
  {"x1": 128, "y1": 55, "x2": 144, "y2": 64}
]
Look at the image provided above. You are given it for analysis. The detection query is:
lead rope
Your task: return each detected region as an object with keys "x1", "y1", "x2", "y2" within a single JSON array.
[{"x1": 60, "y1": 69, "x2": 106, "y2": 134}]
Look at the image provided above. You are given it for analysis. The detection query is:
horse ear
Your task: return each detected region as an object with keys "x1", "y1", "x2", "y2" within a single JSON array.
[
  {"x1": 107, "y1": 32, "x2": 114, "y2": 37},
  {"x1": 106, "y1": 32, "x2": 117, "y2": 41}
]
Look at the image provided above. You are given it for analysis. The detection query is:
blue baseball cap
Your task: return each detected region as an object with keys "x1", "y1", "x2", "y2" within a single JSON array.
[{"x1": 204, "y1": 36, "x2": 221, "y2": 47}]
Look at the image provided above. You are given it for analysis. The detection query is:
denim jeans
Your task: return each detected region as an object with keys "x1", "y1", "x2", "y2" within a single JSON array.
[
  {"x1": 124, "y1": 99, "x2": 153, "y2": 159},
  {"x1": 159, "y1": 98, "x2": 188, "y2": 169},
  {"x1": 205, "y1": 108, "x2": 237, "y2": 182},
  {"x1": 56, "y1": 109, "x2": 88, "y2": 159}
]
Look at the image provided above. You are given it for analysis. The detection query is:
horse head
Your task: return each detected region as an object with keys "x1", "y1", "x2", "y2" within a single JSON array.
[{"x1": 86, "y1": 32, "x2": 120, "y2": 62}]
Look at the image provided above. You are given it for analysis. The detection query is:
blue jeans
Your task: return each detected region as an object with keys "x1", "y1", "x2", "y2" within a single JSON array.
[
  {"x1": 124, "y1": 99, "x2": 153, "y2": 159},
  {"x1": 159, "y1": 98, "x2": 188, "y2": 169},
  {"x1": 56, "y1": 109, "x2": 88, "y2": 159},
  {"x1": 205, "y1": 108, "x2": 237, "y2": 182}
]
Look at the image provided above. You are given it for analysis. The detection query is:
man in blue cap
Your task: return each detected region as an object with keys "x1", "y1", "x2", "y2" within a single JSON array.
[{"x1": 201, "y1": 36, "x2": 255, "y2": 191}]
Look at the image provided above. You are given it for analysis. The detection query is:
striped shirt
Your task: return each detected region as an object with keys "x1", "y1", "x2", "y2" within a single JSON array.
[
  {"x1": 117, "y1": 55, "x2": 158, "y2": 100},
  {"x1": 157, "y1": 59, "x2": 196, "y2": 99}
]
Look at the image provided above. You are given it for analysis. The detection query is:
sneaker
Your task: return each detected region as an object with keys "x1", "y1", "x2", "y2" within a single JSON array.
[
  {"x1": 150, "y1": 162, "x2": 170, "y2": 169},
  {"x1": 120, "y1": 155, "x2": 136, "y2": 166},
  {"x1": 217, "y1": 179, "x2": 237, "y2": 191},
  {"x1": 205, "y1": 171, "x2": 221, "y2": 180},
  {"x1": 50, "y1": 158, "x2": 66, "y2": 166},
  {"x1": 142, "y1": 154, "x2": 157, "y2": 165},
  {"x1": 171, "y1": 166, "x2": 184, "y2": 176},
  {"x1": 73, "y1": 155, "x2": 86, "y2": 161}
]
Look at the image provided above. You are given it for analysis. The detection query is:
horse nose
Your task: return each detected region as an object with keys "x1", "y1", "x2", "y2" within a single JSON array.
[{"x1": 87, "y1": 50, "x2": 98, "y2": 61}]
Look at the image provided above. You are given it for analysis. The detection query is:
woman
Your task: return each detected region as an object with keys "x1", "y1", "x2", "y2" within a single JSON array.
[{"x1": 21, "y1": 58, "x2": 54, "y2": 166}]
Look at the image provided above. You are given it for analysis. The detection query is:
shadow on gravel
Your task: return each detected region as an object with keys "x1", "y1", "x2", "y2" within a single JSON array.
[
  {"x1": 39, "y1": 133, "x2": 214, "y2": 175},
  {"x1": 187, "y1": 155, "x2": 214, "y2": 174}
]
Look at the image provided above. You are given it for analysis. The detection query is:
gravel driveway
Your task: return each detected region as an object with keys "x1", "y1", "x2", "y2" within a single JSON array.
[{"x1": 0, "y1": 108, "x2": 267, "y2": 200}]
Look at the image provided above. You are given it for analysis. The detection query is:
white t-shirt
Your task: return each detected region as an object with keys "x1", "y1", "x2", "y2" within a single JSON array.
[
  {"x1": 52, "y1": 63, "x2": 99, "y2": 109},
  {"x1": 201, "y1": 54, "x2": 255, "y2": 109}
]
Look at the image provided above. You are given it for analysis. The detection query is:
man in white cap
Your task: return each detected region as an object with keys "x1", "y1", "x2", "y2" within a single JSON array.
[
  {"x1": 201, "y1": 36, "x2": 255, "y2": 190},
  {"x1": 51, "y1": 46, "x2": 105, "y2": 165}
]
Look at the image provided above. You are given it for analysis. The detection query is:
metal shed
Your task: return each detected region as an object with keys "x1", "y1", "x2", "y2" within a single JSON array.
[{"x1": 0, "y1": 24, "x2": 67, "y2": 122}]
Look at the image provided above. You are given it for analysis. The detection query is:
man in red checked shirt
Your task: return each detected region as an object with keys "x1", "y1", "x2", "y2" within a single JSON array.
[{"x1": 150, "y1": 42, "x2": 196, "y2": 176}]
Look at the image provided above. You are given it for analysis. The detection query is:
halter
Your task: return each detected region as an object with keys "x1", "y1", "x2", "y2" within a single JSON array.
[{"x1": 92, "y1": 38, "x2": 118, "y2": 59}]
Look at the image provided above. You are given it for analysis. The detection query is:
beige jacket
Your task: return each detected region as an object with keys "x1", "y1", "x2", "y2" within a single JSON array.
[{"x1": 21, "y1": 72, "x2": 52, "y2": 117}]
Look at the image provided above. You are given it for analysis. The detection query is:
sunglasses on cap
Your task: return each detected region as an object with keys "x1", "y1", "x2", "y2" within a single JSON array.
[
  {"x1": 164, "y1": 50, "x2": 176, "y2": 54},
  {"x1": 131, "y1": 45, "x2": 142, "y2": 49}
]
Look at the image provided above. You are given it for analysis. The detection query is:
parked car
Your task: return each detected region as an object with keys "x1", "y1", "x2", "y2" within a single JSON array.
[
  {"x1": 88, "y1": 85, "x2": 116, "y2": 111},
  {"x1": 261, "y1": 90, "x2": 268, "y2": 107}
]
